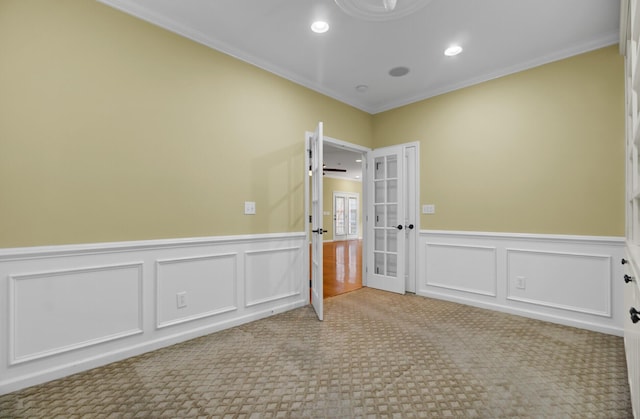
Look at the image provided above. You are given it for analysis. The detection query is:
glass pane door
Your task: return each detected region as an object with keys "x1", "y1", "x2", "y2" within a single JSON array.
[
  {"x1": 348, "y1": 197, "x2": 358, "y2": 235},
  {"x1": 335, "y1": 196, "x2": 346, "y2": 236},
  {"x1": 373, "y1": 155, "x2": 399, "y2": 277},
  {"x1": 367, "y1": 145, "x2": 405, "y2": 294},
  {"x1": 334, "y1": 192, "x2": 359, "y2": 241}
]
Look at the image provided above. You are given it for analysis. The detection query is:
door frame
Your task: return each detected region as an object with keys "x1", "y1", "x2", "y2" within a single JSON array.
[
  {"x1": 305, "y1": 134, "x2": 370, "y2": 292},
  {"x1": 404, "y1": 142, "x2": 420, "y2": 293},
  {"x1": 303, "y1": 133, "x2": 420, "y2": 295}
]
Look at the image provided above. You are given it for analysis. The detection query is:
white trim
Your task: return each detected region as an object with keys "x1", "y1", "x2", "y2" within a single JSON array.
[
  {"x1": 323, "y1": 136, "x2": 372, "y2": 154},
  {"x1": 423, "y1": 229, "x2": 625, "y2": 246},
  {"x1": 620, "y1": 0, "x2": 630, "y2": 55},
  {"x1": 0, "y1": 232, "x2": 306, "y2": 261},
  {"x1": 404, "y1": 142, "x2": 421, "y2": 294}
]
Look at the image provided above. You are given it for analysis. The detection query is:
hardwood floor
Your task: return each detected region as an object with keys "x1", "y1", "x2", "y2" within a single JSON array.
[{"x1": 323, "y1": 239, "x2": 362, "y2": 298}]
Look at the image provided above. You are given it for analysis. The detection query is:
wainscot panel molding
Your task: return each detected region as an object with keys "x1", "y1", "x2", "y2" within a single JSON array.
[
  {"x1": 419, "y1": 230, "x2": 625, "y2": 336},
  {"x1": 244, "y1": 247, "x2": 303, "y2": 307},
  {"x1": 0, "y1": 233, "x2": 308, "y2": 395},
  {"x1": 424, "y1": 243, "x2": 497, "y2": 297},
  {"x1": 9, "y1": 262, "x2": 144, "y2": 365},
  {"x1": 155, "y1": 253, "x2": 238, "y2": 329},
  {"x1": 506, "y1": 249, "x2": 611, "y2": 317}
]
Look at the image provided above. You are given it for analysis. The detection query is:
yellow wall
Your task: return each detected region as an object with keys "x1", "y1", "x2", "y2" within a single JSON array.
[
  {"x1": 322, "y1": 177, "x2": 363, "y2": 241},
  {"x1": 0, "y1": 1, "x2": 625, "y2": 248},
  {"x1": 373, "y1": 46, "x2": 625, "y2": 236},
  {"x1": 0, "y1": 1, "x2": 372, "y2": 247}
]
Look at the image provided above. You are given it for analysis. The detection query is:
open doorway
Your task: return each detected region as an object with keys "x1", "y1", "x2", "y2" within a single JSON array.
[
  {"x1": 306, "y1": 127, "x2": 420, "y2": 311},
  {"x1": 323, "y1": 141, "x2": 366, "y2": 298}
]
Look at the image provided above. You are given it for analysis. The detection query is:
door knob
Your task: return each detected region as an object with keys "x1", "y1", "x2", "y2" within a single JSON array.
[
  {"x1": 631, "y1": 307, "x2": 640, "y2": 324},
  {"x1": 622, "y1": 258, "x2": 629, "y2": 265},
  {"x1": 312, "y1": 228, "x2": 324, "y2": 234},
  {"x1": 625, "y1": 274, "x2": 634, "y2": 283},
  {"x1": 396, "y1": 224, "x2": 403, "y2": 230},
  {"x1": 405, "y1": 224, "x2": 414, "y2": 230}
]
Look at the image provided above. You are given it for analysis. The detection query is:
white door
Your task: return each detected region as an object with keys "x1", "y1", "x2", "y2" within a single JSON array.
[
  {"x1": 333, "y1": 192, "x2": 359, "y2": 241},
  {"x1": 310, "y1": 122, "x2": 324, "y2": 320},
  {"x1": 367, "y1": 145, "x2": 405, "y2": 294}
]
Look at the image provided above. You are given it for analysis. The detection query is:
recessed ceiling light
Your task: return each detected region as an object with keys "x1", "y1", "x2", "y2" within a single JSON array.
[
  {"x1": 355, "y1": 175, "x2": 361, "y2": 179},
  {"x1": 310, "y1": 21, "x2": 329, "y2": 33},
  {"x1": 444, "y1": 45, "x2": 463, "y2": 56},
  {"x1": 355, "y1": 84, "x2": 369, "y2": 93},
  {"x1": 356, "y1": 159, "x2": 362, "y2": 163},
  {"x1": 389, "y1": 66, "x2": 410, "y2": 77}
]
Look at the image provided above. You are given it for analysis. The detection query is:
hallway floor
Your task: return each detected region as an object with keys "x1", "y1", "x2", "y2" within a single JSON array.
[{"x1": 323, "y1": 239, "x2": 362, "y2": 299}]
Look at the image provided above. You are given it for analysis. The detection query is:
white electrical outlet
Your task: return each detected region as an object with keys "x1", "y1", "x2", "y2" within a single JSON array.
[
  {"x1": 244, "y1": 201, "x2": 256, "y2": 215},
  {"x1": 177, "y1": 292, "x2": 187, "y2": 308},
  {"x1": 516, "y1": 276, "x2": 526, "y2": 290},
  {"x1": 422, "y1": 204, "x2": 435, "y2": 214}
]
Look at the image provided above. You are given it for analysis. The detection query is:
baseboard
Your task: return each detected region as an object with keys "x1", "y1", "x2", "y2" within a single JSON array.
[
  {"x1": 418, "y1": 230, "x2": 626, "y2": 336},
  {"x1": 418, "y1": 289, "x2": 623, "y2": 336},
  {"x1": 0, "y1": 233, "x2": 308, "y2": 395}
]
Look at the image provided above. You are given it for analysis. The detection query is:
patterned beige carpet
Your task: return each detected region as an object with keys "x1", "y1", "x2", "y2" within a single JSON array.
[{"x1": 0, "y1": 288, "x2": 633, "y2": 418}]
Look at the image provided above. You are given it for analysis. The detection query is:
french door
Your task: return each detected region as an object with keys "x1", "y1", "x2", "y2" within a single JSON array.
[
  {"x1": 306, "y1": 126, "x2": 417, "y2": 306},
  {"x1": 333, "y1": 192, "x2": 359, "y2": 241},
  {"x1": 366, "y1": 145, "x2": 406, "y2": 294},
  {"x1": 309, "y1": 122, "x2": 324, "y2": 320}
]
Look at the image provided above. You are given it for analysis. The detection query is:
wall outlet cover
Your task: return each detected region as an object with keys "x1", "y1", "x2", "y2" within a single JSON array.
[{"x1": 177, "y1": 292, "x2": 187, "y2": 308}]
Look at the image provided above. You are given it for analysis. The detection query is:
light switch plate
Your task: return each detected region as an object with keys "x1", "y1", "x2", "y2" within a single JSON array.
[
  {"x1": 244, "y1": 201, "x2": 256, "y2": 215},
  {"x1": 422, "y1": 204, "x2": 435, "y2": 214}
]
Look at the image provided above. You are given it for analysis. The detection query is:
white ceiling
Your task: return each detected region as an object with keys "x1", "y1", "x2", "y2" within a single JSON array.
[
  {"x1": 99, "y1": 0, "x2": 620, "y2": 115},
  {"x1": 323, "y1": 143, "x2": 364, "y2": 181}
]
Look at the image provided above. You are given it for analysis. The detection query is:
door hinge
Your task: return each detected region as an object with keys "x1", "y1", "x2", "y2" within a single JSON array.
[{"x1": 308, "y1": 149, "x2": 312, "y2": 159}]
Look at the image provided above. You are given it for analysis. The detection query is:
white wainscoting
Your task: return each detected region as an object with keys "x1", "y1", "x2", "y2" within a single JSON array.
[
  {"x1": 419, "y1": 230, "x2": 625, "y2": 336},
  {"x1": 424, "y1": 243, "x2": 497, "y2": 297},
  {"x1": 245, "y1": 247, "x2": 303, "y2": 307},
  {"x1": 156, "y1": 253, "x2": 238, "y2": 329},
  {"x1": 0, "y1": 233, "x2": 308, "y2": 395}
]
